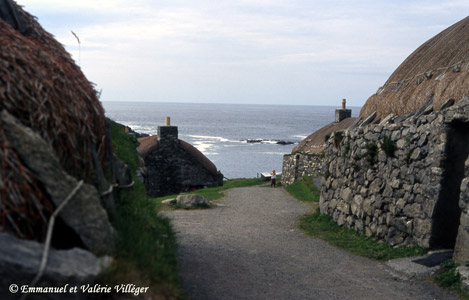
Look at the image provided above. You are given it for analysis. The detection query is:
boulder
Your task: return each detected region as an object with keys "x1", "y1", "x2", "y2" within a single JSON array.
[
  {"x1": 176, "y1": 194, "x2": 212, "y2": 207},
  {"x1": 161, "y1": 198, "x2": 177, "y2": 205},
  {"x1": 1, "y1": 110, "x2": 115, "y2": 255},
  {"x1": 454, "y1": 211, "x2": 469, "y2": 264},
  {"x1": 0, "y1": 232, "x2": 108, "y2": 300},
  {"x1": 456, "y1": 266, "x2": 469, "y2": 290}
]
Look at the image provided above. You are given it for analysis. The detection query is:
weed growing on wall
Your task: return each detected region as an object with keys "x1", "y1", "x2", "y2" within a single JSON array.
[
  {"x1": 334, "y1": 131, "x2": 344, "y2": 148},
  {"x1": 366, "y1": 143, "x2": 379, "y2": 165},
  {"x1": 382, "y1": 135, "x2": 397, "y2": 157}
]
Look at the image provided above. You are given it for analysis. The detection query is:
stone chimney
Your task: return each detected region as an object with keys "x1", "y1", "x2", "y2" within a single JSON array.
[
  {"x1": 335, "y1": 99, "x2": 352, "y2": 122},
  {"x1": 158, "y1": 116, "x2": 178, "y2": 146}
]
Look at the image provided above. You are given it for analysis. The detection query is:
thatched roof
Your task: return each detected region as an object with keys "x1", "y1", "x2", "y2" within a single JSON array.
[
  {"x1": 292, "y1": 117, "x2": 357, "y2": 154},
  {"x1": 360, "y1": 16, "x2": 469, "y2": 119},
  {"x1": 137, "y1": 135, "x2": 219, "y2": 177},
  {"x1": 0, "y1": 0, "x2": 108, "y2": 241}
]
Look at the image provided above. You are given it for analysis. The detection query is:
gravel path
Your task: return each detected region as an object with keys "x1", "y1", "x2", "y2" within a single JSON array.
[{"x1": 163, "y1": 186, "x2": 457, "y2": 300}]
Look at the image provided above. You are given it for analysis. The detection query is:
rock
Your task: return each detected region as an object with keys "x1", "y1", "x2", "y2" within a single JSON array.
[
  {"x1": 387, "y1": 227, "x2": 405, "y2": 246},
  {"x1": 351, "y1": 195, "x2": 363, "y2": 216},
  {"x1": 245, "y1": 139, "x2": 263, "y2": 143},
  {"x1": 176, "y1": 194, "x2": 212, "y2": 207},
  {"x1": 369, "y1": 178, "x2": 383, "y2": 195},
  {"x1": 2, "y1": 110, "x2": 115, "y2": 255},
  {"x1": 381, "y1": 113, "x2": 396, "y2": 125},
  {"x1": 403, "y1": 203, "x2": 423, "y2": 218},
  {"x1": 454, "y1": 212, "x2": 469, "y2": 264},
  {"x1": 0, "y1": 232, "x2": 107, "y2": 300},
  {"x1": 440, "y1": 98, "x2": 455, "y2": 110},
  {"x1": 394, "y1": 113, "x2": 413, "y2": 123},
  {"x1": 414, "y1": 97, "x2": 433, "y2": 118},
  {"x1": 460, "y1": 178, "x2": 469, "y2": 207},
  {"x1": 456, "y1": 266, "x2": 469, "y2": 290},
  {"x1": 341, "y1": 188, "x2": 353, "y2": 203},
  {"x1": 410, "y1": 147, "x2": 421, "y2": 160},
  {"x1": 361, "y1": 111, "x2": 377, "y2": 127},
  {"x1": 276, "y1": 141, "x2": 294, "y2": 145},
  {"x1": 162, "y1": 198, "x2": 177, "y2": 205},
  {"x1": 414, "y1": 219, "x2": 431, "y2": 239}
]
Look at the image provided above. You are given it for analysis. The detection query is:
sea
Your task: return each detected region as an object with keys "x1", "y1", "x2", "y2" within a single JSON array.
[{"x1": 102, "y1": 102, "x2": 360, "y2": 179}]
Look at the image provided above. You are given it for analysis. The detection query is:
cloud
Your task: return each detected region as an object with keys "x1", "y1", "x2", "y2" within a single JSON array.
[{"x1": 16, "y1": 0, "x2": 469, "y2": 105}]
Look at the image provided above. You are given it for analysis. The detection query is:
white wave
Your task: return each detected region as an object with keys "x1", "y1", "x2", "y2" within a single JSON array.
[
  {"x1": 120, "y1": 123, "x2": 155, "y2": 134},
  {"x1": 192, "y1": 141, "x2": 218, "y2": 155},
  {"x1": 187, "y1": 135, "x2": 235, "y2": 143},
  {"x1": 294, "y1": 135, "x2": 307, "y2": 139},
  {"x1": 257, "y1": 152, "x2": 289, "y2": 155}
]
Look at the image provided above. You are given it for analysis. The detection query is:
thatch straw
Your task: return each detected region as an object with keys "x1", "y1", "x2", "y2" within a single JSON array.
[
  {"x1": 138, "y1": 135, "x2": 219, "y2": 177},
  {"x1": 0, "y1": 1, "x2": 108, "y2": 242},
  {"x1": 360, "y1": 16, "x2": 469, "y2": 119}
]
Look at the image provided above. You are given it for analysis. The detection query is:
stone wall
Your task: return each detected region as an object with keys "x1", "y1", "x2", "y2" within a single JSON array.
[
  {"x1": 454, "y1": 154, "x2": 469, "y2": 263},
  {"x1": 282, "y1": 153, "x2": 324, "y2": 186},
  {"x1": 320, "y1": 99, "x2": 469, "y2": 249}
]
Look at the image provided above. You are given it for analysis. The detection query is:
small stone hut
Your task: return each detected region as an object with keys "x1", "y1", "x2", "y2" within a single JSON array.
[
  {"x1": 282, "y1": 100, "x2": 356, "y2": 185},
  {"x1": 138, "y1": 118, "x2": 223, "y2": 197}
]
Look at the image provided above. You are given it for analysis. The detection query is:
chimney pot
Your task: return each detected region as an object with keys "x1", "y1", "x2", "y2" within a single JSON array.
[
  {"x1": 342, "y1": 99, "x2": 346, "y2": 109},
  {"x1": 165, "y1": 117, "x2": 171, "y2": 126}
]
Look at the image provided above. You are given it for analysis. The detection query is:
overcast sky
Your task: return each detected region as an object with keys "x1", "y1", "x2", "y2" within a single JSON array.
[{"x1": 17, "y1": 0, "x2": 468, "y2": 106}]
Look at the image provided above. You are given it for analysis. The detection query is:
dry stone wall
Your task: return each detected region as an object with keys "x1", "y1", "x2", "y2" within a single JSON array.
[
  {"x1": 454, "y1": 154, "x2": 469, "y2": 263},
  {"x1": 320, "y1": 99, "x2": 469, "y2": 249},
  {"x1": 282, "y1": 153, "x2": 324, "y2": 185}
]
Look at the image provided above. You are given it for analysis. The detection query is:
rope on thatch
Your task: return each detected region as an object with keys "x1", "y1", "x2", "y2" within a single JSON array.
[
  {"x1": 377, "y1": 56, "x2": 469, "y2": 94},
  {"x1": 100, "y1": 181, "x2": 135, "y2": 197},
  {"x1": 21, "y1": 180, "x2": 83, "y2": 300}
]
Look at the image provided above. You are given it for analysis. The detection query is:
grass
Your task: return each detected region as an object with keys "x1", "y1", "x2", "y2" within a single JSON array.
[
  {"x1": 98, "y1": 121, "x2": 182, "y2": 299},
  {"x1": 432, "y1": 259, "x2": 469, "y2": 299},
  {"x1": 153, "y1": 177, "x2": 265, "y2": 208},
  {"x1": 285, "y1": 175, "x2": 320, "y2": 203},
  {"x1": 284, "y1": 176, "x2": 427, "y2": 261},
  {"x1": 300, "y1": 212, "x2": 427, "y2": 261}
]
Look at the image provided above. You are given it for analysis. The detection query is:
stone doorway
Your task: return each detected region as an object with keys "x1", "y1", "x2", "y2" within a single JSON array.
[{"x1": 430, "y1": 121, "x2": 469, "y2": 248}]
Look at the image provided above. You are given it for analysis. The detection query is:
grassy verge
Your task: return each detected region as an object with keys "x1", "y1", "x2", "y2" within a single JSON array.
[
  {"x1": 153, "y1": 177, "x2": 265, "y2": 208},
  {"x1": 432, "y1": 260, "x2": 469, "y2": 299},
  {"x1": 300, "y1": 212, "x2": 426, "y2": 261},
  {"x1": 99, "y1": 121, "x2": 182, "y2": 299},
  {"x1": 285, "y1": 175, "x2": 320, "y2": 202},
  {"x1": 284, "y1": 177, "x2": 427, "y2": 261}
]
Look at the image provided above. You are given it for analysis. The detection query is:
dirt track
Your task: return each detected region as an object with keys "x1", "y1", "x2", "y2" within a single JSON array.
[{"x1": 163, "y1": 186, "x2": 456, "y2": 300}]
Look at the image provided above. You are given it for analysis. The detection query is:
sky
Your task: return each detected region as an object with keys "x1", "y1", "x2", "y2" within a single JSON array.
[{"x1": 17, "y1": 0, "x2": 469, "y2": 106}]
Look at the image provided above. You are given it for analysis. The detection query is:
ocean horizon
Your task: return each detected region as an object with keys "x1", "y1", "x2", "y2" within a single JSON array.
[{"x1": 102, "y1": 101, "x2": 360, "y2": 178}]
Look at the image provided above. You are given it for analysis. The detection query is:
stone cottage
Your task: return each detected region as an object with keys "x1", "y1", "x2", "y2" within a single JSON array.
[
  {"x1": 138, "y1": 118, "x2": 223, "y2": 197},
  {"x1": 319, "y1": 16, "x2": 469, "y2": 263},
  {"x1": 282, "y1": 99, "x2": 356, "y2": 185}
]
